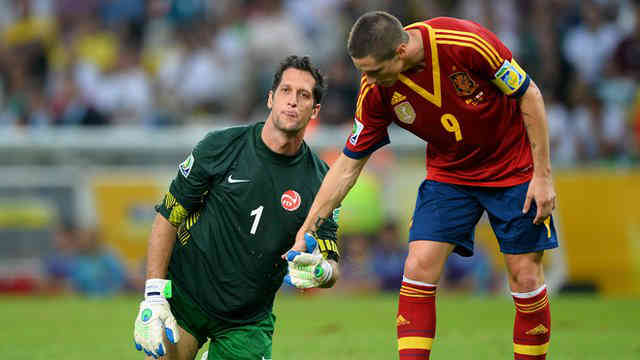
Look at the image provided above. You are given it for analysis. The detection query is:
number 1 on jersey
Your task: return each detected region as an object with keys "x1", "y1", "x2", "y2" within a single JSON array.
[
  {"x1": 441, "y1": 113, "x2": 462, "y2": 141},
  {"x1": 250, "y1": 205, "x2": 264, "y2": 235}
]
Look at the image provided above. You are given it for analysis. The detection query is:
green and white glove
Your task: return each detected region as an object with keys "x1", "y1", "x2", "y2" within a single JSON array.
[
  {"x1": 284, "y1": 233, "x2": 333, "y2": 289},
  {"x1": 134, "y1": 279, "x2": 180, "y2": 358}
]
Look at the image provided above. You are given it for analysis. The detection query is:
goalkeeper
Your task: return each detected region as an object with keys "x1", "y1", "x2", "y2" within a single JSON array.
[{"x1": 133, "y1": 55, "x2": 340, "y2": 360}]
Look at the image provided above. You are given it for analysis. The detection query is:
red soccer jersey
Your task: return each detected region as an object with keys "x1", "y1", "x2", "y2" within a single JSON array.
[{"x1": 344, "y1": 17, "x2": 534, "y2": 187}]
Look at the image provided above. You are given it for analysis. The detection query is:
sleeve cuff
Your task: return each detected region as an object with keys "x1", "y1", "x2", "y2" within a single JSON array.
[{"x1": 343, "y1": 136, "x2": 390, "y2": 159}]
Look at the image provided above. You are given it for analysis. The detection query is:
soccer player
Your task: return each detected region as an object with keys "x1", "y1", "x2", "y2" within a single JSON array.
[
  {"x1": 288, "y1": 11, "x2": 558, "y2": 360},
  {"x1": 133, "y1": 55, "x2": 340, "y2": 360}
]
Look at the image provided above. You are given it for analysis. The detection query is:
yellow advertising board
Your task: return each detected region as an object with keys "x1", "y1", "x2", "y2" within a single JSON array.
[
  {"x1": 92, "y1": 174, "x2": 165, "y2": 268},
  {"x1": 553, "y1": 170, "x2": 640, "y2": 295}
]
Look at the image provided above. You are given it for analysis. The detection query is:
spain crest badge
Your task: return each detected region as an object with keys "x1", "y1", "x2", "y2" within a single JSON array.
[{"x1": 449, "y1": 71, "x2": 478, "y2": 97}]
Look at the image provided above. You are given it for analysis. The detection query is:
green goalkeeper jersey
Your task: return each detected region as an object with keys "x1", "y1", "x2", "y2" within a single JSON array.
[{"x1": 156, "y1": 122, "x2": 338, "y2": 324}]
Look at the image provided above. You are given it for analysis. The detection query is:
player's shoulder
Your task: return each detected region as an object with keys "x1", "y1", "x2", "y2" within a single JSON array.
[
  {"x1": 425, "y1": 16, "x2": 488, "y2": 33},
  {"x1": 304, "y1": 146, "x2": 330, "y2": 176},
  {"x1": 195, "y1": 123, "x2": 253, "y2": 156},
  {"x1": 356, "y1": 75, "x2": 386, "y2": 116}
]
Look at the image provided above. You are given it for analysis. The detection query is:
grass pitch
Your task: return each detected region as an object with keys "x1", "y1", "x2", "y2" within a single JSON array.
[{"x1": 2, "y1": 292, "x2": 638, "y2": 359}]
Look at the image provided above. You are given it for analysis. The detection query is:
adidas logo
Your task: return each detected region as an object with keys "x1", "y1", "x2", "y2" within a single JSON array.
[
  {"x1": 391, "y1": 92, "x2": 407, "y2": 105},
  {"x1": 396, "y1": 315, "x2": 411, "y2": 326},
  {"x1": 525, "y1": 324, "x2": 549, "y2": 335}
]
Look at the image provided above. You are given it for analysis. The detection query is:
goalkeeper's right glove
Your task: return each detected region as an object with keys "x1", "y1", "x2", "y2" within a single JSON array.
[
  {"x1": 284, "y1": 233, "x2": 334, "y2": 289},
  {"x1": 134, "y1": 279, "x2": 180, "y2": 358}
]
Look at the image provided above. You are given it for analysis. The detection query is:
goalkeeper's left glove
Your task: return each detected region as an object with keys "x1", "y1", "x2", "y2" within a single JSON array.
[
  {"x1": 134, "y1": 279, "x2": 180, "y2": 358},
  {"x1": 284, "y1": 233, "x2": 334, "y2": 289}
]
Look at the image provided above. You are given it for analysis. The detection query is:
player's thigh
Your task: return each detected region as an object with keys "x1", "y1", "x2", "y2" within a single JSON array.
[
  {"x1": 481, "y1": 181, "x2": 559, "y2": 255},
  {"x1": 208, "y1": 314, "x2": 275, "y2": 360},
  {"x1": 143, "y1": 325, "x2": 200, "y2": 360},
  {"x1": 404, "y1": 240, "x2": 455, "y2": 283},
  {"x1": 409, "y1": 180, "x2": 484, "y2": 257}
]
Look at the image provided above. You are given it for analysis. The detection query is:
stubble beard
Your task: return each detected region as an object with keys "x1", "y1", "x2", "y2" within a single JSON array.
[{"x1": 272, "y1": 113, "x2": 308, "y2": 136}]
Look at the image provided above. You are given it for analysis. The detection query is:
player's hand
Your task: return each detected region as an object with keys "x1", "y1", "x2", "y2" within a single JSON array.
[
  {"x1": 284, "y1": 229, "x2": 309, "y2": 257},
  {"x1": 523, "y1": 175, "x2": 556, "y2": 225},
  {"x1": 284, "y1": 233, "x2": 333, "y2": 289},
  {"x1": 134, "y1": 279, "x2": 180, "y2": 358}
]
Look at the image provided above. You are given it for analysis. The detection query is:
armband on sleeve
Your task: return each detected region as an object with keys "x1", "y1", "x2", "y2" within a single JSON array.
[
  {"x1": 155, "y1": 192, "x2": 189, "y2": 227},
  {"x1": 491, "y1": 59, "x2": 530, "y2": 98}
]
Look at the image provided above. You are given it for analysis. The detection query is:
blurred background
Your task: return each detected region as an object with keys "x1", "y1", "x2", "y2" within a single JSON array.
[{"x1": 1, "y1": 0, "x2": 639, "y2": 300}]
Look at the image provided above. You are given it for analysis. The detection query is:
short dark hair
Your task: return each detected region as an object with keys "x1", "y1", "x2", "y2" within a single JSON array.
[
  {"x1": 347, "y1": 11, "x2": 409, "y2": 61},
  {"x1": 271, "y1": 55, "x2": 326, "y2": 105}
]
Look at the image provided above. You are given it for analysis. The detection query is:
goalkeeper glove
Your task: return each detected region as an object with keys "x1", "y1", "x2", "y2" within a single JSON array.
[
  {"x1": 284, "y1": 233, "x2": 334, "y2": 289},
  {"x1": 134, "y1": 279, "x2": 180, "y2": 358}
]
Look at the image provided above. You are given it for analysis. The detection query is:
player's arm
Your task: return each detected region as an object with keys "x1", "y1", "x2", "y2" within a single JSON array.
[
  {"x1": 146, "y1": 214, "x2": 178, "y2": 279},
  {"x1": 461, "y1": 22, "x2": 556, "y2": 225},
  {"x1": 135, "y1": 141, "x2": 216, "y2": 357},
  {"x1": 295, "y1": 153, "x2": 369, "y2": 249},
  {"x1": 519, "y1": 80, "x2": 556, "y2": 224}
]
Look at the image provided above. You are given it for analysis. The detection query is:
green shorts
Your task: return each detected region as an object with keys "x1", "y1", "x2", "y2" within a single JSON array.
[{"x1": 168, "y1": 281, "x2": 275, "y2": 360}]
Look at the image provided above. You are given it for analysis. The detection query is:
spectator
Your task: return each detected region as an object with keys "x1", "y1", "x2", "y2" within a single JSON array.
[{"x1": 563, "y1": 1, "x2": 621, "y2": 85}]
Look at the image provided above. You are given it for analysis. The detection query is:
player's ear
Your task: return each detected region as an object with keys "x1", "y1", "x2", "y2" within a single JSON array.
[
  {"x1": 311, "y1": 103, "x2": 321, "y2": 119},
  {"x1": 396, "y1": 42, "x2": 409, "y2": 59},
  {"x1": 267, "y1": 90, "x2": 274, "y2": 109}
]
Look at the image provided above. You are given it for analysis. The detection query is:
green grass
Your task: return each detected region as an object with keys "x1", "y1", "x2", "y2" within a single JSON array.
[{"x1": 2, "y1": 292, "x2": 638, "y2": 359}]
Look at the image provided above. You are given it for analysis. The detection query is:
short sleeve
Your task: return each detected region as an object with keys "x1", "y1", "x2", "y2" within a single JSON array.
[
  {"x1": 156, "y1": 130, "x2": 242, "y2": 226},
  {"x1": 343, "y1": 79, "x2": 392, "y2": 159},
  {"x1": 452, "y1": 22, "x2": 531, "y2": 98}
]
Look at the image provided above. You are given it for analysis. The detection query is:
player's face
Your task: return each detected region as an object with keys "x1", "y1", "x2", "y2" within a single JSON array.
[
  {"x1": 268, "y1": 68, "x2": 320, "y2": 134},
  {"x1": 353, "y1": 54, "x2": 404, "y2": 87}
]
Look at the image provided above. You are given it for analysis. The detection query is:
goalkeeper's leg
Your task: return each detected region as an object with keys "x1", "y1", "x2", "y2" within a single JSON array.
[
  {"x1": 144, "y1": 324, "x2": 199, "y2": 360},
  {"x1": 398, "y1": 241, "x2": 454, "y2": 360}
]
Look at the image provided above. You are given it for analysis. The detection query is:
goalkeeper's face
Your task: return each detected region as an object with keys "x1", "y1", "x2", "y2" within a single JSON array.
[{"x1": 268, "y1": 68, "x2": 320, "y2": 134}]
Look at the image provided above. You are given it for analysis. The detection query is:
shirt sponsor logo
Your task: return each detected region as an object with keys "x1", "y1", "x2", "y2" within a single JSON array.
[
  {"x1": 281, "y1": 190, "x2": 301, "y2": 211},
  {"x1": 449, "y1": 71, "x2": 478, "y2": 96},
  {"x1": 393, "y1": 102, "x2": 416, "y2": 124},
  {"x1": 349, "y1": 118, "x2": 364, "y2": 145},
  {"x1": 179, "y1": 153, "x2": 194, "y2": 178}
]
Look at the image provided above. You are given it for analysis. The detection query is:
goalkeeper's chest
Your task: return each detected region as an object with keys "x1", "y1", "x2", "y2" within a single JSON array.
[{"x1": 209, "y1": 159, "x2": 322, "y2": 251}]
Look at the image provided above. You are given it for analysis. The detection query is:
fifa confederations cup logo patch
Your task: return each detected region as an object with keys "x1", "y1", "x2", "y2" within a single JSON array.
[{"x1": 281, "y1": 190, "x2": 301, "y2": 211}]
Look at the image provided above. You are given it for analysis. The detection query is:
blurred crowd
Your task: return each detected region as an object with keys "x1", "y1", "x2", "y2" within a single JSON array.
[{"x1": 0, "y1": 0, "x2": 639, "y2": 166}]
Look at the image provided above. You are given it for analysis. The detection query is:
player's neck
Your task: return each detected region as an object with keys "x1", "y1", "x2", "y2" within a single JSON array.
[
  {"x1": 261, "y1": 118, "x2": 305, "y2": 156},
  {"x1": 402, "y1": 29, "x2": 425, "y2": 72}
]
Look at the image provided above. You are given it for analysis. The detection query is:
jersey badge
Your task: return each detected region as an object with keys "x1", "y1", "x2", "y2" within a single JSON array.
[
  {"x1": 449, "y1": 71, "x2": 478, "y2": 97},
  {"x1": 281, "y1": 190, "x2": 301, "y2": 211},
  {"x1": 179, "y1": 153, "x2": 194, "y2": 178},
  {"x1": 391, "y1": 91, "x2": 407, "y2": 105},
  {"x1": 349, "y1": 119, "x2": 364, "y2": 145},
  {"x1": 393, "y1": 102, "x2": 416, "y2": 124}
]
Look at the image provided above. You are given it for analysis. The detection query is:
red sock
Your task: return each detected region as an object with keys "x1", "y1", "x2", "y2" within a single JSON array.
[
  {"x1": 512, "y1": 285, "x2": 551, "y2": 360},
  {"x1": 397, "y1": 279, "x2": 437, "y2": 359}
]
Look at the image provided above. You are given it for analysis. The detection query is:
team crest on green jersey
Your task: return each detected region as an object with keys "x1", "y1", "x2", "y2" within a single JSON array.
[{"x1": 281, "y1": 190, "x2": 301, "y2": 211}]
